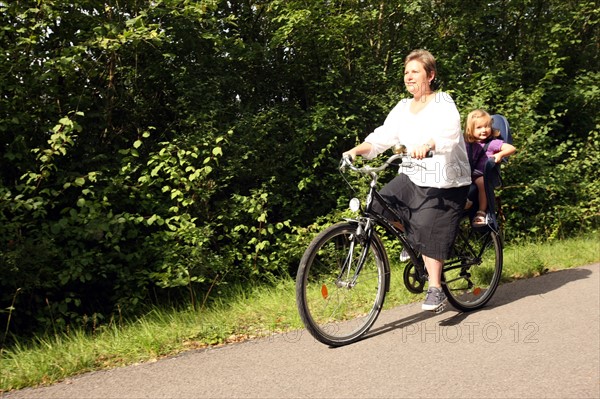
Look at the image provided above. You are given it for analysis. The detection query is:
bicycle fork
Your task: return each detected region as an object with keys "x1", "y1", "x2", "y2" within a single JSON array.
[{"x1": 336, "y1": 219, "x2": 374, "y2": 289}]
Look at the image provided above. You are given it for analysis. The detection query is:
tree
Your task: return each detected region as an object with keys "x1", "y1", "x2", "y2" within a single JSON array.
[{"x1": 1, "y1": 0, "x2": 597, "y2": 340}]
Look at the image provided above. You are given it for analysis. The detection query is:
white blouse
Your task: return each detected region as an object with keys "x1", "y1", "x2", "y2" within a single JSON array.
[{"x1": 363, "y1": 92, "x2": 471, "y2": 188}]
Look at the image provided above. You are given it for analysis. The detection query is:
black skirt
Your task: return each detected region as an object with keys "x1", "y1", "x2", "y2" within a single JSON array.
[{"x1": 373, "y1": 174, "x2": 469, "y2": 260}]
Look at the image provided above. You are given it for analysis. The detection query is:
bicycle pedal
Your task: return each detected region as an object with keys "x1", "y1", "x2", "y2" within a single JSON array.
[{"x1": 434, "y1": 303, "x2": 446, "y2": 314}]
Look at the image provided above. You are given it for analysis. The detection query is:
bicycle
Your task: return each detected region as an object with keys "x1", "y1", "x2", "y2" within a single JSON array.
[{"x1": 295, "y1": 146, "x2": 503, "y2": 347}]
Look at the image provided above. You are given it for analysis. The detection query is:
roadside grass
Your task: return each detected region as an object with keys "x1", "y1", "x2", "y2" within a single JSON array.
[
  {"x1": 1, "y1": 233, "x2": 598, "y2": 393},
  {"x1": 502, "y1": 235, "x2": 599, "y2": 278}
]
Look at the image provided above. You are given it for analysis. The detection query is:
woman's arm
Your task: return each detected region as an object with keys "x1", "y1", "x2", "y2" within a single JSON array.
[
  {"x1": 422, "y1": 92, "x2": 461, "y2": 154},
  {"x1": 346, "y1": 100, "x2": 407, "y2": 160},
  {"x1": 343, "y1": 142, "x2": 374, "y2": 161}
]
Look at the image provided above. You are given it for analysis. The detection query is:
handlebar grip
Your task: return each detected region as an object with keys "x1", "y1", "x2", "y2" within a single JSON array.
[{"x1": 339, "y1": 155, "x2": 353, "y2": 171}]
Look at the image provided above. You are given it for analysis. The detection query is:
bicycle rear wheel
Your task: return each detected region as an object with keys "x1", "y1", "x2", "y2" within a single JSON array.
[
  {"x1": 442, "y1": 219, "x2": 503, "y2": 311},
  {"x1": 296, "y1": 221, "x2": 388, "y2": 346}
]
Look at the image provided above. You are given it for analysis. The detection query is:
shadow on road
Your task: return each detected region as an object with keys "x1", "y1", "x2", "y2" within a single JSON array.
[
  {"x1": 440, "y1": 266, "x2": 594, "y2": 326},
  {"x1": 363, "y1": 266, "x2": 595, "y2": 338},
  {"x1": 360, "y1": 306, "x2": 439, "y2": 342}
]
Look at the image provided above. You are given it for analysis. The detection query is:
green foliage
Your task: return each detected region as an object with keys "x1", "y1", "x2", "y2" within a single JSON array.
[{"x1": 1, "y1": 0, "x2": 598, "y2": 340}]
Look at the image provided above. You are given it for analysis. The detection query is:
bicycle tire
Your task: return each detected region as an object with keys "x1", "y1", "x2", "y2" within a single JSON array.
[
  {"x1": 296, "y1": 221, "x2": 389, "y2": 346},
  {"x1": 442, "y1": 220, "x2": 503, "y2": 311}
]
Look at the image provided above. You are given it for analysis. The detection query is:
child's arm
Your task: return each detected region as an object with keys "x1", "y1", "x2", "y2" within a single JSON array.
[{"x1": 493, "y1": 143, "x2": 516, "y2": 163}]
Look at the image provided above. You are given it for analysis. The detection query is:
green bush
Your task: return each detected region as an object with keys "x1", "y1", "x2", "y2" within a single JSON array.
[{"x1": 1, "y1": 0, "x2": 598, "y2": 341}]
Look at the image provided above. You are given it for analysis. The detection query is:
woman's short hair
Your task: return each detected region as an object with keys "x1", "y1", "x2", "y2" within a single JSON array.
[{"x1": 404, "y1": 49, "x2": 437, "y2": 79}]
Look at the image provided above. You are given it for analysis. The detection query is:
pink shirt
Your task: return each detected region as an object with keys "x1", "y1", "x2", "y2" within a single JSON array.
[{"x1": 468, "y1": 139, "x2": 504, "y2": 175}]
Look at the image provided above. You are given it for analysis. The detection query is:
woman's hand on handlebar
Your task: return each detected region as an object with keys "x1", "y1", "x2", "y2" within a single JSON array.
[
  {"x1": 342, "y1": 150, "x2": 357, "y2": 162},
  {"x1": 339, "y1": 152, "x2": 355, "y2": 171},
  {"x1": 411, "y1": 144, "x2": 433, "y2": 160}
]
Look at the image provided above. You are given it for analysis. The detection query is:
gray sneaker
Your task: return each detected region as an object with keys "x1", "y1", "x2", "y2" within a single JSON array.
[{"x1": 422, "y1": 287, "x2": 447, "y2": 311}]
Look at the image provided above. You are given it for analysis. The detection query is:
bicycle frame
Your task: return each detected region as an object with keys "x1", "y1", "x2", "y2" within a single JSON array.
[
  {"x1": 442, "y1": 224, "x2": 495, "y2": 285},
  {"x1": 339, "y1": 154, "x2": 428, "y2": 290},
  {"x1": 296, "y1": 152, "x2": 504, "y2": 346}
]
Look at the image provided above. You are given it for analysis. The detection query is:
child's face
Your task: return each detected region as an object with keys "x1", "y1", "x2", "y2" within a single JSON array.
[{"x1": 472, "y1": 119, "x2": 492, "y2": 142}]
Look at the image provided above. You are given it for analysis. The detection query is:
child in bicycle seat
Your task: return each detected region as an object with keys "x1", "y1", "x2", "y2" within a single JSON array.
[{"x1": 464, "y1": 109, "x2": 516, "y2": 227}]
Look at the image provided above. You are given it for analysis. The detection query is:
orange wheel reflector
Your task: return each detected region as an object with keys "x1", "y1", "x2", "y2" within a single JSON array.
[
  {"x1": 473, "y1": 287, "x2": 482, "y2": 296},
  {"x1": 321, "y1": 284, "x2": 329, "y2": 299}
]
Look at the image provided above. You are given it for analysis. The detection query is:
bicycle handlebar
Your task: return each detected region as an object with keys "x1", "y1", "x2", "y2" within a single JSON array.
[
  {"x1": 340, "y1": 150, "x2": 432, "y2": 175},
  {"x1": 340, "y1": 153, "x2": 404, "y2": 174}
]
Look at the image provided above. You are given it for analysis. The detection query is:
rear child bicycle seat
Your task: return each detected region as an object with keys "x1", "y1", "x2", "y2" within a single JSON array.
[{"x1": 468, "y1": 114, "x2": 512, "y2": 231}]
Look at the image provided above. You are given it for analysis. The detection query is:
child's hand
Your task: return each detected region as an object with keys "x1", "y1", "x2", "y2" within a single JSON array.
[{"x1": 493, "y1": 154, "x2": 503, "y2": 163}]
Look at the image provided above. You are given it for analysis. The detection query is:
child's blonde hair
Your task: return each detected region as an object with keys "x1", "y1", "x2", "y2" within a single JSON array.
[{"x1": 464, "y1": 109, "x2": 501, "y2": 143}]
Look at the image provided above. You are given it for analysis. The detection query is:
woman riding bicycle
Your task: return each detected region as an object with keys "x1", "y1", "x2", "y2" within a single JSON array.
[{"x1": 343, "y1": 49, "x2": 471, "y2": 312}]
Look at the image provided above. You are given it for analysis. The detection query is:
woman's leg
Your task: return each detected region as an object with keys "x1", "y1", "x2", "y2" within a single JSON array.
[
  {"x1": 422, "y1": 255, "x2": 446, "y2": 311},
  {"x1": 423, "y1": 255, "x2": 442, "y2": 288},
  {"x1": 372, "y1": 174, "x2": 410, "y2": 225}
]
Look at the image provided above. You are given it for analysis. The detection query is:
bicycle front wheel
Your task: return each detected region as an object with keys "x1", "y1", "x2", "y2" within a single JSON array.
[
  {"x1": 296, "y1": 221, "x2": 388, "y2": 346},
  {"x1": 443, "y1": 220, "x2": 503, "y2": 311}
]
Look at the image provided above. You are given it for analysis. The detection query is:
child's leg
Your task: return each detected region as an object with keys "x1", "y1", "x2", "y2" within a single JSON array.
[
  {"x1": 475, "y1": 176, "x2": 487, "y2": 212},
  {"x1": 473, "y1": 176, "x2": 487, "y2": 226}
]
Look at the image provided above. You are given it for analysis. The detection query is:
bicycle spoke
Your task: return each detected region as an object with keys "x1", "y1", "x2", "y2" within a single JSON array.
[
  {"x1": 296, "y1": 222, "x2": 388, "y2": 346},
  {"x1": 442, "y1": 221, "x2": 503, "y2": 311}
]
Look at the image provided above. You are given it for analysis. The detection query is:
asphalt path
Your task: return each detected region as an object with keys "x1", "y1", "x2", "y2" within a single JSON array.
[{"x1": 4, "y1": 264, "x2": 599, "y2": 399}]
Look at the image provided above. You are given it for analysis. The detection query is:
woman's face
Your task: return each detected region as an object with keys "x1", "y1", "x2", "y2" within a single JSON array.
[{"x1": 404, "y1": 60, "x2": 432, "y2": 96}]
